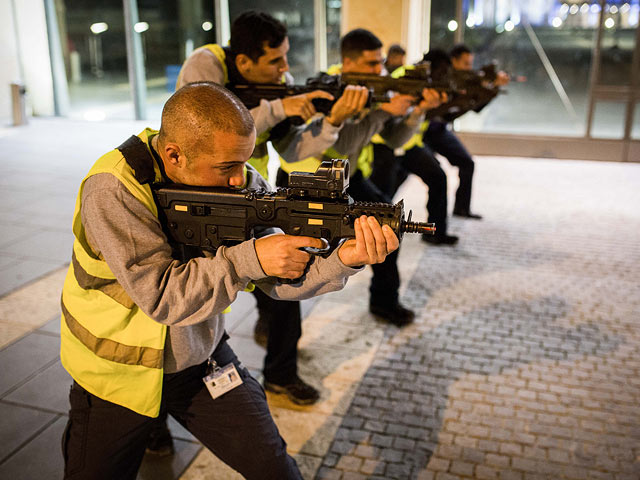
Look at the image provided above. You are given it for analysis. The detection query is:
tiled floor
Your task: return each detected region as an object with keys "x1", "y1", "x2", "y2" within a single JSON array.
[{"x1": 1, "y1": 118, "x2": 639, "y2": 480}]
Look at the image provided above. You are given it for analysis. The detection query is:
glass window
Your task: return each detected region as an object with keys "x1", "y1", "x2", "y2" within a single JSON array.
[
  {"x1": 138, "y1": 1, "x2": 217, "y2": 121},
  {"x1": 632, "y1": 102, "x2": 640, "y2": 139},
  {"x1": 326, "y1": 0, "x2": 342, "y2": 69},
  {"x1": 58, "y1": 0, "x2": 132, "y2": 121},
  {"x1": 433, "y1": 0, "x2": 602, "y2": 137},
  {"x1": 591, "y1": 100, "x2": 627, "y2": 138},
  {"x1": 228, "y1": 0, "x2": 316, "y2": 82},
  {"x1": 598, "y1": 2, "x2": 637, "y2": 86},
  {"x1": 429, "y1": 2, "x2": 457, "y2": 50}
]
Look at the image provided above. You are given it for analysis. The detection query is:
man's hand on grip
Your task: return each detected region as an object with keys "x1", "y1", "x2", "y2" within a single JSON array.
[
  {"x1": 254, "y1": 234, "x2": 324, "y2": 279},
  {"x1": 338, "y1": 216, "x2": 399, "y2": 267}
]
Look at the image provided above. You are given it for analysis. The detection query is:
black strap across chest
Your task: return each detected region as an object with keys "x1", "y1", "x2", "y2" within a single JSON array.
[{"x1": 116, "y1": 135, "x2": 156, "y2": 185}]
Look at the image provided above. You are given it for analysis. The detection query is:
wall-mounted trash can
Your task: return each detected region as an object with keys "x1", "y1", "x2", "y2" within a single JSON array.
[{"x1": 10, "y1": 83, "x2": 27, "y2": 126}]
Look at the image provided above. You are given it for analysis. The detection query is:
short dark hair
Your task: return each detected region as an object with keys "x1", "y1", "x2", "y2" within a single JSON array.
[
  {"x1": 387, "y1": 44, "x2": 406, "y2": 57},
  {"x1": 341, "y1": 28, "x2": 383, "y2": 61},
  {"x1": 159, "y1": 82, "x2": 254, "y2": 156},
  {"x1": 450, "y1": 43, "x2": 472, "y2": 59},
  {"x1": 421, "y1": 49, "x2": 452, "y2": 78},
  {"x1": 230, "y1": 11, "x2": 287, "y2": 62}
]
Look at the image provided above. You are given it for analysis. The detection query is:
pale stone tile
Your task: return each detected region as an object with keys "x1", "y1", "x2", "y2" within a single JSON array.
[
  {"x1": 0, "y1": 320, "x2": 33, "y2": 349},
  {"x1": 0, "y1": 266, "x2": 67, "y2": 327},
  {"x1": 269, "y1": 408, "x2": 343, "y2": 457}
]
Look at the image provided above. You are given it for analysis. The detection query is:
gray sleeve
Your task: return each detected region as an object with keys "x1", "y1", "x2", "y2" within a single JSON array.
[
  {"x1": 254, "y1": 249, "x2": 362, "y2": 300},
  {"x1": 176, "y1": 47, "x2": 287, "y2": 135},
  {"x1": 271, "y1": 116, "x2": 343, "y2": 163},
  {"x1": 330, "y1": 109, "x2": 393, "y2": 158},
  {"x1": 379, "y1": 109, "x2": 425, "y2": 149},
  {"x1": 81, "y1": 173, "x2": 268, "y2": 327}
]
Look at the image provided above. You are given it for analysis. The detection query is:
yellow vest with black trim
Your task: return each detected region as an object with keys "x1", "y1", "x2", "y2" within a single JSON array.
[
  {"x1": 177, "y1": 43, "x2": 277, "y2": 180},
  {"x1": 60, "y1": 128, "x2": 167, "y2": 418},
  {"x1": 282, "y1": 64, "x2": 375, "y2": 178}
]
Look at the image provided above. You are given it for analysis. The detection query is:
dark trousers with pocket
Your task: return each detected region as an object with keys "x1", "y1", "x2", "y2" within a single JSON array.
[
  {"x1": 61, "y1": 338, "x2": 301, "y2": 480},
  {"x1": 370, "y1": 143, "x2": 449, "y2": 237},
  {"x1": 347, "y1": 171, "x2": 401, "y2": 307},
  {"x1": 423, "y1": 120, "x2": 475, "y2": 214}
]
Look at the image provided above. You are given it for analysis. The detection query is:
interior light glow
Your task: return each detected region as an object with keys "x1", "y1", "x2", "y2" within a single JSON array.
[
  {"x1": 495, "y1": 24, "x2": 505, "y2": 33},
  {"x1": 620, "y1": 4, "x2": 630, "y2": 14},
  {"x1": 504, "y1": 20, "x2": 515, "y2": 31},
  {"x1": 569, "y1": 4, "x2": 579, "y2": 14},
  {"x1": 83, "y1": 110, "x2": 106, "y2": 122},
  {"x1": 448, "y1": 20, "x2": 458, "y2": 31},
  {"x1": 202, "y1": 21, "x2": 213, "y2": 31},
  {"x1": 610, "y1": 5, "x2": 619, "y2": 14},
  {"x1": 90, "y1": 22, "x2": 108, "y2": 34},
  {"x1": 591, "y1": 4, "x2": 601, "y2": 13},
  {"x1": 560, "y1": 4, "x2": 569, "y2": 15},
  {"x1": 552, "y1": 16, "x2": 563, "y2": 27},
  {"x1": 604, "y1": 17, "x2": 615, "y2": 28},
  {"x1": 466, "y1": 15, "x2": 475, "y2": 28},
  {"x1": 134, "y1": 22, "x2": 149, "y2": 33},
  {"x1": 580, "y1": 3, "x2": 589, "y2": 14}
]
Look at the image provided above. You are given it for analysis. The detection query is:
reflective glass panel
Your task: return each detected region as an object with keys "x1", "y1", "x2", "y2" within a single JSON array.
[
  {"x1": 433, "y1": 0, "x2": 601, "y2": 137},
  {"x1": 229, "y1": 0, "x2": 316, "y2": 82},
  {"x1": 632, "y1": 102, "x2": 640, "y2": 139},
  {"x1": 598, "y1": 1, "x2": 637, "y2": 85},
  {"x1": 138, "y1": 1, "x2": 217, "y2": 121},
  {"x1": 591, "y1": 100, "x2": 627, "y2": 138},
  {"x1": 327, "y1": 0, "x2": 342, "y2": 69},
  {"x1": 58, "y1": 0, "x2": 132, "y2": 121}
]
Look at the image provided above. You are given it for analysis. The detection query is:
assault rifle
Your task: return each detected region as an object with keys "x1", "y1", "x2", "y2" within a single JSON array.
[
  {"x1": 425, "y1": 63, "x2": 508, "y2": 122},
  {"x1": 154, "y1": 159, "x2": 435, "y2": 257},
  {"x1": 229, "y1": 63, "x2": 456, "y2": 115}
]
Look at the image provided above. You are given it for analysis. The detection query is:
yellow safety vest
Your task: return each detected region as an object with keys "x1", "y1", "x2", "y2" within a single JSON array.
[
  {"x1": 178, "y1": 44, "x2": 278, "y2": 179},
  {"x1": 60, "y1": 128, "x2": 167, "y2": 417},
  {"x1": 388, "y1": 65, "x2": 429, "y2": 151}
]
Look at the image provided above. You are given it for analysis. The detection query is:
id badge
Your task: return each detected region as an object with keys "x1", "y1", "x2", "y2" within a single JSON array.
[{"x1": 203, "y1": 361, "x2": 243, "y2": 400}]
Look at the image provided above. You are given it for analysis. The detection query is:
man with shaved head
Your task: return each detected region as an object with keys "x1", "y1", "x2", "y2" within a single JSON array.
[{"x1": 60, "y1": 82, "x2": 398, "y2": 479}]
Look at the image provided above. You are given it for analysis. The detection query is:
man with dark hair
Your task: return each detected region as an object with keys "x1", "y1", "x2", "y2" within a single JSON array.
[
  {"x1": 60, "y1": 81, "x2": 397, "y2": 480},
  {"x1": 370, "y1": 48, "x2": 460, "y2": 245},
  {"x1": 422, "y1": 43, "x2": 508, "y2": 220},
  {"x1": 384, "y1": 43, "x2": 406, "y2": 74},
  {"x1": 282, "y1": 28, "x2": 444, "y2": 326},
  {"x1": 176, "y1": 11, "x2": 368, "y2": 407}
]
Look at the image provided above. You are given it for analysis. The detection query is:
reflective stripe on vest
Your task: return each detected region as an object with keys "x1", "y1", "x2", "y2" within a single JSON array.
[{"x1": 61, "y1": 128, "x2": 167, "y2": 418}]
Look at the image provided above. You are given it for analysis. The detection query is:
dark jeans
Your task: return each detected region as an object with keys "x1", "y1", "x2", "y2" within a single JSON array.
[
  {"x1": 61, "y1": 338, "x2": 301, "y2": 480},
  {"x1": 253, "y1": 288, "x2": 301, "y2": 385},
  {"x1": 370, "y1": 143, "x2": 449, "y2": 236},
  {"x1": 423, "y1": 120, "x2": 475, "y2": 213},
  {"x1": 347, "y1": 171, "x2": 400, "y2": 306}
]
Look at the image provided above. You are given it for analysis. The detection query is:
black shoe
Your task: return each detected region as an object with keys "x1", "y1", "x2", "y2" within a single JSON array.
[
  {"x1": 145, "y1": 422, "x2": 174, "y2": 456},
  {"x1": 369, "y1": 302, "x2": 415, "y2": 327},
  {"x1": 453, "y1": 209, "x2": 482, "y2": 219},
  {"x1": 253, "y1": 316, "x2": 268, "y2": 348},
  {"x1": 264, "y1": 376, "x2": 320, "y2": 405},
  {"x1": 422, "y1": 234, "x2": 459, "y2": 245}
]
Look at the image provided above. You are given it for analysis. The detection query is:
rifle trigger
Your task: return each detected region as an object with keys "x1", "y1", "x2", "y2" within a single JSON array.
[{"x1": 300, "y1": 238, "x2": 330, "y2": 256}]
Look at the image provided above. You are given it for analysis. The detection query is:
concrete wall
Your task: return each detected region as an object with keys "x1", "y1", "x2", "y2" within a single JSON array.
[
  {"x1": 0, "y1": 1, "x2": 23, "y2": 125},
  {"x1": 341, "y1": 0, "x2": 430, "y2": 64}
]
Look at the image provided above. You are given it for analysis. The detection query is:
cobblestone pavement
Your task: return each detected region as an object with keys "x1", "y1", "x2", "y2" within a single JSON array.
[{"x1": 314, "y1": 157, "x2": 640, "y2": 480}]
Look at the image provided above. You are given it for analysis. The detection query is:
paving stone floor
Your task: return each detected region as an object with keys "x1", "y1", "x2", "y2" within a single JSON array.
[{"x1": 1, "y1": 118, "x2": 639, "y2": 480}]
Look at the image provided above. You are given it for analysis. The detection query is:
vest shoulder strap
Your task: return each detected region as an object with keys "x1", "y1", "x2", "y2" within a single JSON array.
[{"x1": 116, "y1": 135, "x2": 156, "y2": 185}]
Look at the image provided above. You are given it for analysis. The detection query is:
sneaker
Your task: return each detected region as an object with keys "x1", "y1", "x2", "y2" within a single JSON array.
[
  {"x1": 453, "y1": 209, "x2": 482, "y2": 220},
  {"x1": 253, "y1": 316, "x2": 269, "y2": 348},
  {"x1": 422, "y1": 234, "x2": 459, "y2": 245},
  {"x1": 264, "y1": 376, "x2": 320, "y2": 405},
  {"x1": 369, "y1": 302, "x2": 415, "y2": 327},
  {"x1": 145, "y1": 421, "x2": 174, "y2": 456}
]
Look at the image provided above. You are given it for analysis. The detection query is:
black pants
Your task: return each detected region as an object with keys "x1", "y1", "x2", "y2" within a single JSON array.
[
  {"x1": 370, "y1": 143, "x2": 449, "y2": 236},
  {"x1": 423, "y1": 120, "x2": 475, "y2": 213},
  {"x1": 347, "y1": 171, "x2": 401, "y2": 306},
  {"x1": 61, "y1": 338, "x2": 301, "y2": 480}
]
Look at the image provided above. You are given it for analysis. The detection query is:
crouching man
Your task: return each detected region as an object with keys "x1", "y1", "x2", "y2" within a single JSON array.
[{"x1": 60, "y1": 82, "x2": 398, "y2": 480}]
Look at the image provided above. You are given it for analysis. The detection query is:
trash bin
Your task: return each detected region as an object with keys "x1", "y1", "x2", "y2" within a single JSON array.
[
  {"x1": 10, "y1": 83, "x2": 27, "y2": 126},
  {"x1": 165, "y1": 65, "x2": 181, "y2": 92}
]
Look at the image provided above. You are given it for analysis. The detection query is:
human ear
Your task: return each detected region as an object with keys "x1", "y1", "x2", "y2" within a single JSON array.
[
  {"x1": 235, "y1": 54, "x2": 253, "y2": 76},
  {"x1": 164, "y1": 143, "x2": 184, "y2": 167}
]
